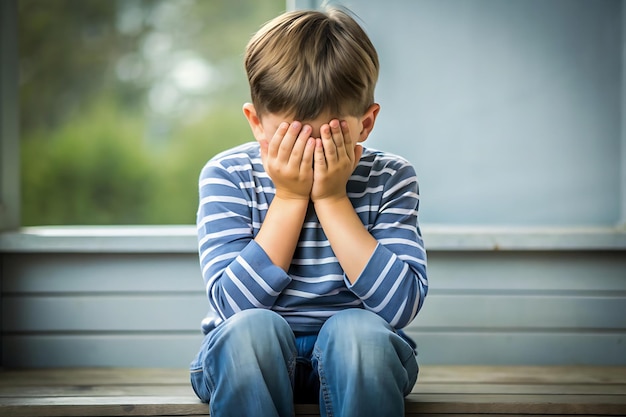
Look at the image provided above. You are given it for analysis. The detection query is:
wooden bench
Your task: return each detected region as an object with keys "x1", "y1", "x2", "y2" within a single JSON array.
[{"x1": 0, "y1": 366, "x2": 625, "y2": 416}]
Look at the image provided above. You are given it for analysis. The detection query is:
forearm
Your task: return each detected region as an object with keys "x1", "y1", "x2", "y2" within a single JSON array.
[
  {"x1": 205, "y1": 240, "x2": 292, "y2": 318},
  {"x1": 348, "y1": 242, "x2": 427, "y2": 328},
  {"x1": 314, "y1": 196, "x2": 378, "y2": 283},
  {"x1": 255, "y1": 195, "x2": 310, "y2": 271}
]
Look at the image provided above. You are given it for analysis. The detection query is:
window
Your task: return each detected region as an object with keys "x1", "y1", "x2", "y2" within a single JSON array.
[{"x1": 18, "y1": 0, "x2": 284, "y2": 226}]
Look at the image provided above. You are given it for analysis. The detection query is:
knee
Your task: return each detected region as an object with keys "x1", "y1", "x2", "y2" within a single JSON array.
[
  {"x1": 321, "y1": 309, "x2": 391, "y2": 344},
  {"x1": 206, "y1": 309, "x2": 295, "y2": 362},
  {"x1": 317, "y1": 309, "x2": 396, "y2": 366},
  {"x1": 223, "y1": 309, "x2": 291, "y2": 341},
  {"x1": 192, "y1": 309, "x2": 297, "y2": 406},
  {"x1": 315, "y1": 309, "x2": 418, "y2": 394}
]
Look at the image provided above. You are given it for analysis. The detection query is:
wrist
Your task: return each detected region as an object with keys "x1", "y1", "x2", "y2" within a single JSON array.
[
  {"x1": 312, "y1": 194, "x2": 349, "y2": 209},
  {"x1": 274, "y1": 190, "x2": 311, "y2": 202}
]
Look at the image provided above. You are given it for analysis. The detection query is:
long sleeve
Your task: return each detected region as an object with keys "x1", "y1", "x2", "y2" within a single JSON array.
[
  {"x1": 196, "y1": 144, "x2": 292, "y2": 331},
  {"x1": 346, "y1": 156, "x2": 428, "y2": 329},
  {"x1": 196, "y1": 143, "x2": 427, "y2": 335}
]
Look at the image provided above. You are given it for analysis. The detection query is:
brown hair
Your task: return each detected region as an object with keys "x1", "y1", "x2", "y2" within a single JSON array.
[{"x1": 244, "y1": 8, "x2": 379, "y2": 120}]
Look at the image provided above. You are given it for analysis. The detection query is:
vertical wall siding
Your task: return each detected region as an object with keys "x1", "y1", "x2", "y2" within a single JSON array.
[{"x1": 1, "y1": 250, "x2": 625, "y2": 368}]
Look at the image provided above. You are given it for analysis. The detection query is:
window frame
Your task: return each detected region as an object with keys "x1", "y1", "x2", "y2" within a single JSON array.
[{"x1": 1, "y1": 0, "x2": 20, "y2": 231}]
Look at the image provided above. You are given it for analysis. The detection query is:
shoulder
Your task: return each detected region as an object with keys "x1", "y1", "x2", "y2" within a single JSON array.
[
  {"x1": 199, "y1": 142, "x2": 262, "y2": 180},
  {"x1": 205, "y1": 141, "x2": 261, "y2": 167},
  {"x1": 358, "y1": 146, "x2": 417, "y2": 180}
]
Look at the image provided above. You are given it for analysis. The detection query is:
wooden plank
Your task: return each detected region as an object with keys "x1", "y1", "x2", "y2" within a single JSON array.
[
  {"x1": 0, "y1": 367, "x2": 624, "y2": 416},
  {"x1": 412, "y1": 383, "x2": 626, "y2": 395},
  {"x1": 416, "y1": 365, "x2": 626, "y2": 384},
  {"x1": 3, "y1": 366, "x2": 625, "y2": 388},
  {"x1": 3, "y1": 382, "x2": 625, "y2": 397},
  {"x1": 409, "y1": 415, "x2": 618, "y2": 417},
  {"x1": 404, "y1": 393, "x2": 626, "y2": 415},
  {"x1": 0, "y1": 385, "x2": 194, "y2": 397},
  {"x1": 2, "y1": 393, "x2": 625, "y2": 416},
  {"x1": 0, "y1": 396, "x2": 209, "y2": 417}
]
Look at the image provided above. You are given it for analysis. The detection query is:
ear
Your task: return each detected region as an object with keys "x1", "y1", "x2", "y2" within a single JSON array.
[
  {"x1": 242, "y1": 103, "x2": 266, "y2": 142},
  {"x1": 357, "y1": 103, "x2": 380, "y2": 143}
]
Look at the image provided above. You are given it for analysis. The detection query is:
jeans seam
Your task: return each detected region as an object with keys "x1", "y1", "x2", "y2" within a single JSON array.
[
  {"x1": 313, "y1": 346, "x2": 333, "y2": 417},
  {"x1": 204, "y1": 357, "x2": 216, "y2": 395},
  {"x1": 288, "y1": 351, "x2": 297, "y2": 387},
  {"x1": 399, "y1": 347, "x2": 418, "y2": 396}
]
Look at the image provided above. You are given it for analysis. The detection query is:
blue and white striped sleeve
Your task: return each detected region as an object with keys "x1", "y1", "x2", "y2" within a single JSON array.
[
  {"x1": 347, "y1": 161, "x2": 428, "y2": 329},
  {"x1": 196, "y1": 159, "x2": 292, "y2": 322}
]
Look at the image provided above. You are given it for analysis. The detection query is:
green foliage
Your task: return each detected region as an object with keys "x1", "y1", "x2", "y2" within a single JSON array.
[
  {"x1": 22, "y1": 97, "x2": 154, "y2": 225},
  {"x1": 19, "y1": 0, "x2": 283, "y2": 225},
  {"x1": 21, "y1": 94, "x2": 252, "y2": 226},
  {"x1": 18, "y1": 0, "x2": 145, "y2": 131},
  {"x1": 142, "y1": 109, "x2": 251, "y2": 225}
]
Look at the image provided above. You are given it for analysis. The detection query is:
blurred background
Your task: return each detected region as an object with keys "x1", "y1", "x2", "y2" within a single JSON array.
[
  {"x1": 19, "y1": 0, "x2": 625, "y2": 229},
  {"x1": 2, "y1": 0, "x2": 624, "y2": 368},
  {"x1": 19, "y1": 0, "x2": 284, "y2": 226}
]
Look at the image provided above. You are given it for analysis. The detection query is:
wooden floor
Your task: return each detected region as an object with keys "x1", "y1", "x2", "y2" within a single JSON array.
[{"x1": 0, "y1": 366, "x2": 625, "y2": 416}]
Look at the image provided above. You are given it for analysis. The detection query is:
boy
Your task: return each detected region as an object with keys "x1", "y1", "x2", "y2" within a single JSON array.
[{"x1": 190, "y1": 7, "x2": 428, "y2": 417}]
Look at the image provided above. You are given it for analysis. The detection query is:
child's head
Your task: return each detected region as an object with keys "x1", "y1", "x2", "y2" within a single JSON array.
[{"x1": 244, "y1": 8, "x2": 379, "y2": 122}]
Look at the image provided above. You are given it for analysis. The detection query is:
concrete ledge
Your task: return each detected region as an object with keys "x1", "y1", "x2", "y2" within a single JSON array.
[{"x1": 1, "y1": 225, "x2": 625, "y2": 253}]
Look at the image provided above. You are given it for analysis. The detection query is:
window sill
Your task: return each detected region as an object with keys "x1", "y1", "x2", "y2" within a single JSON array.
[{"x1": 1, "y1": 225, "x2": 625, "y2": 253}]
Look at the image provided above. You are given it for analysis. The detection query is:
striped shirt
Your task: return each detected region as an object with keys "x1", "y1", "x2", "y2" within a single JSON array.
[{"x1": 197, "y1": 142, "x2": 428, "y2": 335}]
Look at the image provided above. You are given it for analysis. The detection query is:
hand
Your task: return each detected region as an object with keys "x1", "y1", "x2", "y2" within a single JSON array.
[
  {"x1": 311, "y1": 119, "x2": 363, "y2": 203},
  {"x1": 260, "y1": 121, "x2": 315, "y2": 201}
]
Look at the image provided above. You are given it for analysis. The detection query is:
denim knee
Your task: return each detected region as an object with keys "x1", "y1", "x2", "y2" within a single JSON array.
[
  {"x1": 190, "y1": 309, "x2": 297, "y2": 403},
  {"x1": 211, "y1": 309, "x2": 294, "y2": 355},
  {"x1": 318, "y1": 308, "x2": 396, "y2": 355},
  {"x1": 314, "y1": 308, "x2": 418, "y2": 394},
  {"x1": 210, "y1": 309, "x2": 295, "y2": 365}
]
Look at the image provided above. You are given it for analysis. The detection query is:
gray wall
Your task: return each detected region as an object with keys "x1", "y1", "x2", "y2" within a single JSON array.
[
  {"x1": 302, "y1": 0, "x2": 625, "y2": 227},
  {"x1": 2, "y1": 247, "x2": 625, "y2": 368}
]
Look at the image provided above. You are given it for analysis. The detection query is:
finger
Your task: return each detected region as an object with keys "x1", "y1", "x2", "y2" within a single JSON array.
[
  {"x1": 276, "y1": 121, "x2": 302, "y2": 161},
  {"x1": 288, "y1": 124, "x2": 312, "y2": 167},
  {"x1": 338, "y1": 120, "x2": 358, "y2": 164},
  {"x1": 320, "y1": 123, "x2": 337, "y2": 162},
  {"x1": 301, "y1": 137, "x2": 315, "y2": 171},
  {"x1": 268, "y1": 122, "x2": 290, "y2": 159},
  {"x1": 340, "y1": 120, "x2": 354, "y2": 152},
  {"x1": 314, "y1": 138, "x2": 326, "y2": 169},
  {"x1": 329, "y1": 119, "x2": 346, "y2": 154}
]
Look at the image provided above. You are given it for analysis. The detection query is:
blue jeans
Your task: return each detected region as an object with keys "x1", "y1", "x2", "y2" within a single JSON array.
[{"x1": 190, "y1": 308, "x2": 418, "y2": 417}]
